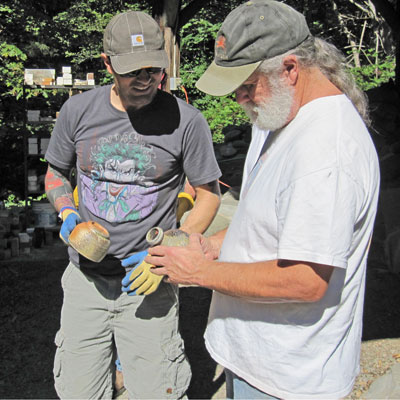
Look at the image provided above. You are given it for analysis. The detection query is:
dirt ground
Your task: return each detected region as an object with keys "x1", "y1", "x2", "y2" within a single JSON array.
[{"x1": 0, "y1": 214, "x2": 400, "y2": 399}]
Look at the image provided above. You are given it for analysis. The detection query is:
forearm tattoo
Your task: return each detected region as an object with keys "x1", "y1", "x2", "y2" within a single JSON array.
[{"x1": 45, "y1": 166, "x2": 75, "y2": 212}]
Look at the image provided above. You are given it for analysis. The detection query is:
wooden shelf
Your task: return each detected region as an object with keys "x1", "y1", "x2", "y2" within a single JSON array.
[
  {"x1": 26, "y1": 85, "x2": 96, "y2": 90},
  {"x1": 28, "y1": 190, "x2": 45, "y2": 195},
  {"x1": 27, "y1": 120, "x2": 57, "y2": 125},
  {"x1": 23, "y1": 80, "x2": 95, "y2": 228}
]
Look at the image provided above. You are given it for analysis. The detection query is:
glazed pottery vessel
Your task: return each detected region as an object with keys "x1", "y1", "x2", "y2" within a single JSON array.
[{"x1": 69, "y1": 221, "x2": 110, "y2": 262}]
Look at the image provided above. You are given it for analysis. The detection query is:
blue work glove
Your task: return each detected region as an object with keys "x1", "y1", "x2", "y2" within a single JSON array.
[
  {"x1": 121, "y1": 250, "x2": 164, "y2": 296},
  {"x1": 115, "y1": 358, "x2": 123, "y2": 372},
  {"x1": 59, "y1": 206, "x2": 81, "y2": 245}
]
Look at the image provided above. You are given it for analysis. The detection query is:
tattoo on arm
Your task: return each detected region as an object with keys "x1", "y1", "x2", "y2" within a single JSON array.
[{"x1": 45, "y1": 165, "x2": 75, "y2": 212}]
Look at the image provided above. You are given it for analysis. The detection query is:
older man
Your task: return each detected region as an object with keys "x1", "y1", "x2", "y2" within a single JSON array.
[{"x1": 145, "y1": 1, "x2": 380, "y2": 398}]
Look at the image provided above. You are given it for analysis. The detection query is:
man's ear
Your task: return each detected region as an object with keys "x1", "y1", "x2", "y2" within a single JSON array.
[
  {"x1": 282, "y1": 55, "x2": 299, "y2": 86},
  {"x1": 101, "y1": 53, "x2": 114, "y2": 75}
]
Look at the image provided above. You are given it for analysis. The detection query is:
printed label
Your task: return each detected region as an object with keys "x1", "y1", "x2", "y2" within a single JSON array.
[{"x1": 131, "y1": 34, "x2": 144, "y2": 47}]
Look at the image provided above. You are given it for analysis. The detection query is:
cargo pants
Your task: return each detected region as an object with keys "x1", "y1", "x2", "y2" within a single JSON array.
[{"x1": 54, "y1": 262, "x2": 191, "y2": 399}]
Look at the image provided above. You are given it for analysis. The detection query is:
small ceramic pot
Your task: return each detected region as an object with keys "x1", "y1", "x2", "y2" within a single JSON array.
[
  {"x1": 146, "y1": 227, "x2": 189, "y2": 247},
  {"x1": 69, "y1": 221, "x2": 110, "y2": 262}
]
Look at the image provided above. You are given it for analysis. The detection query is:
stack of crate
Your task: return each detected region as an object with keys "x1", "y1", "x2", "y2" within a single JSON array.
[{"x1": 0, "y1": 209, "x2": 33, "y2": 260}]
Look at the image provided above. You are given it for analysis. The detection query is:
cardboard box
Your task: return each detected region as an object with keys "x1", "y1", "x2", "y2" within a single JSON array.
[
  {"x1": 39, "y1": 116, "x2": 54, "y2": 122},
  {"x1": 25, "y1": 73, "x2": 34, "y2": 85},
  {"x1": 74, "y1": 79, "x2": 88, "y2": 86},
  {"x1": 62, "y1": 66, "x2": 71, "y2": 74},
  {"x1": 27, "y1": 110, "x2": 40, "y2": 121},
  {"x1": 41, "y1": 77, "x2": 54, "y2": 86},
  {"x1": 24, "y1": 69, "x2": 55, "y2": 86},
  {"x1": 40, "y1": 138, "x2": 50, "y2": 153},
  {"x1": 28, "y1": 144, "x2": 38, "y2": 155},
  {"x1": 28, "y1": 183, "x2": 40, "y2": 192}
]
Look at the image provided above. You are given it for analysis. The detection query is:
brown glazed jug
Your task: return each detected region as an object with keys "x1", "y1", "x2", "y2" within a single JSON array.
[{"x1": 68, "y1": 221, "x2": 110, "y2": 262}]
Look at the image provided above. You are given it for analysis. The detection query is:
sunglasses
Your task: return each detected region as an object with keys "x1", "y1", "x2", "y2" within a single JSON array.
[{"x1": 119, "y1": 67, "x2": 163, "y2": 78}]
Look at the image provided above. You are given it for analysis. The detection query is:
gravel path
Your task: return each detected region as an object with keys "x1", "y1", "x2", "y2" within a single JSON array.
[
  {"x1": 347, "y1": 338, "x2": 400, "y2": 399},
  {"x1": 210, "y1": 339, "x2": 400, "y2": 399}
]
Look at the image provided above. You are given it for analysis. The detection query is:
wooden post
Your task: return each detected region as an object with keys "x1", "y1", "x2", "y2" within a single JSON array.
[{"x1": 153, "y1": 0, "x2": 181, "y2": 93}]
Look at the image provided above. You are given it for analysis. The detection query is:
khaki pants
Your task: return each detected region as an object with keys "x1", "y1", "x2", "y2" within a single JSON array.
[{"x1": 54, "y1": 262, "x2": 191, "y2": 399}]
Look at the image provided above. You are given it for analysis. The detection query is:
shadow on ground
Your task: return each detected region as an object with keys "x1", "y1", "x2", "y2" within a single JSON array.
[{"x1": 0, "y1": 241, "x2": 225, "y2": 399}]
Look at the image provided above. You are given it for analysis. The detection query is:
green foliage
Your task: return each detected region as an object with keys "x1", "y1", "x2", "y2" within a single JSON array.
[
  {"x1": 180, "y1": 18, "x2": 219, "y2": 64},
  {"x1": 0, "y1": 43, "x2": 27, "y2": 99},
  {"x1": 350, "y1": 52, "x2": 396, "y2": 91},
  {"x1": 193, "y1": 95, "x2": 249, "y2": 143},
  {"x1": 178, "y1": 15, "x2": 249, "y2": 142},
  {"x1": 53, "y1": 5, "x2": 113, "y2": 65},
  {"x1": 52, "y1": 1, "x2": 148, "y2": 70},
  {"x1": 0, "y1": 0, "x2": 398, "y2": 158},
  {"x1": 179, "y1": 18, "x2": 219, "y2": 101},
  {"x1": 3, "y1": 192, "x2": 46, "y2": 208},
  {"x1": 4, "y1": 194, "x2": 26, "y2": 208}
]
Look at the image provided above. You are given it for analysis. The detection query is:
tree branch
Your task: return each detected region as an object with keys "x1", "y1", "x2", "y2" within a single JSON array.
[
  {"x1": 369, "y1": 0, "x2": 400, "y2": 39},
  {"x1": 178, "y1": 0, "x2": 214, "y2": 29}
]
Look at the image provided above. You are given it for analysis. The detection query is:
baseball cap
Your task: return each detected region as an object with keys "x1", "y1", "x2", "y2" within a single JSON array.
[
  {"x1": 103, "y1": 11, "x2": 169, "y2": 74},
  {"x1": 196, "y1": 0, "x2": 311, "y2": 96}
]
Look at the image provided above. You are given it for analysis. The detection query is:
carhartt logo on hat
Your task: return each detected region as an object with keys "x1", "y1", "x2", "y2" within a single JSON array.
[
  {"x1": 131, "y1": 34, "x2": 144, "y2": 47},
  {"x1": 196, "y1": 0, "x2": 311, "y2": 96},
  {"x1": 104, "y1": 11, "x2": 169, "y2": 75}
]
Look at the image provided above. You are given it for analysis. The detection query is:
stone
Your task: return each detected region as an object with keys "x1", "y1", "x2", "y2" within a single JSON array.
[
  {"x1": 224, "y1": 128, "x2": 243, "y2": 143},
  {"x1": 9, "y1": 237, "x2": 19, "y2": 257},
  {"x1": 219, "y1": 142, "x2": 237, "y2": 157},
  {"x1": 365, "y1": 363, "x2": 400, "y2": 399}
]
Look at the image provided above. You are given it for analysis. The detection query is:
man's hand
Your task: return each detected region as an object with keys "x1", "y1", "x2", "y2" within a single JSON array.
[
  {"x1": 195, "y1": 233, "x2": 220, "y2": 261},
  {"x1": 59, "y1": 207, "x2": 81, "y2": 245},
  {"x1": 121, "y1": 250, "x2": 164, "y2": 296},
  {"x1": 145, "y1": 234, "x2": 208, "y2": 286}
]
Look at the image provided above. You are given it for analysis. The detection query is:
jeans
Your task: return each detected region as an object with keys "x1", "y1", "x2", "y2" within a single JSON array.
[{"x1": 225, "y1": 369, "x2": 281, "y2": 399}]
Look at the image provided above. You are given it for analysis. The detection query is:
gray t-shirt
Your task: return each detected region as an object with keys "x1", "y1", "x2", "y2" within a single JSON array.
[{"x1": 46, "y1": 85, "x2": 221, "y2": 273}]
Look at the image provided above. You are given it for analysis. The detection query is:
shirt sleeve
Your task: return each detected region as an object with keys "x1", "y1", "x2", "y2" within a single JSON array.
[
  {"x1": 276, "y1": 167, "x2": 360, "y2": 268},
  {"x1": 181, "y1": 111, "x2": 221, "y2": 186}
]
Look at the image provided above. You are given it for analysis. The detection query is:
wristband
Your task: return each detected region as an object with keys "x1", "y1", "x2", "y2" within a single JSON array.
[
  {"x1": 178, "y1": 192, "x2": 195, "y2": 207},
  {"x1": 59, "y1": 206, "x2": 79, "y2": 221}
]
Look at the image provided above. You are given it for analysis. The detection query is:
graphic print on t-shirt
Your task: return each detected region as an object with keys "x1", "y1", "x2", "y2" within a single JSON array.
[{"x1": 80, "y1": 132, "x2": 158, "y2": 222}]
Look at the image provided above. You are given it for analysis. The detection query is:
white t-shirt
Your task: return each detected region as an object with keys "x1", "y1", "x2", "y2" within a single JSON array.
[
  {"x1": 241, "y1": 125, "x2": 269, "y2": 190},
  {"x1": 204, "y1": 95, "x2": 380, "y2": 399}
]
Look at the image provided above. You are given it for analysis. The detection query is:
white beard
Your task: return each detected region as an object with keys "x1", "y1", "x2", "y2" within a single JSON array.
[{"x1": 242, "y1": 77, "x2": 294, "y2": 131}]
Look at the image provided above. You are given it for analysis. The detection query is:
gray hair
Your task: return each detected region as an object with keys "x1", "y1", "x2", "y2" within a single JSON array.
[{"x1": 258, "y1": 37, "x2": 370, "y2": 125}]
